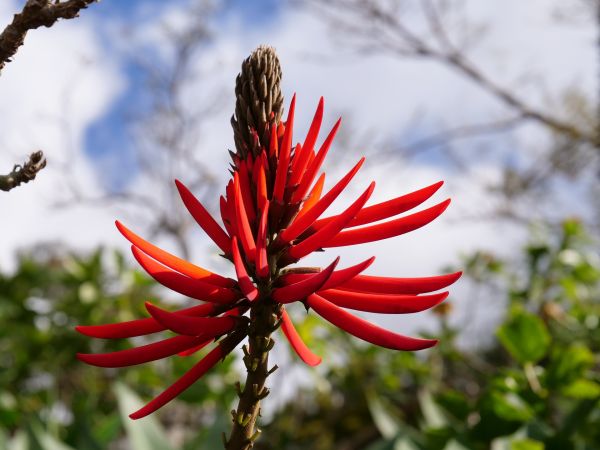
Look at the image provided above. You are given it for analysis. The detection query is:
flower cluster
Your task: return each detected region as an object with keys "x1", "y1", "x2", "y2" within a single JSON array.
[{"x1": 77, "y1": 55, "x2": 460, "y2": 423}]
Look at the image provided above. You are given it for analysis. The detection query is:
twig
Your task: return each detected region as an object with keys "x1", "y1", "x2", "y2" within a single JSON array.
[
  {"x1": 305, "y1": 0, "x2": 598, "y2": 146},
  {"x1": 0, "y1": 151, "x2": 47, "y2": 192},
  {"x1": 0, "y1": 0, "x2": 97, "y2": 73}
]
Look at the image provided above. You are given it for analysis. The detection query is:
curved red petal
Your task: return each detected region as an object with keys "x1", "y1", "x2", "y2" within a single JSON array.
[
  {"x1": 177, "y1": 340, "x2": 212, "y2": 357},
  {"x1": 289, "y1": 143, "x2": 304, "y2": 185},
  {"x1": 325, "y1": 199, "x2": 451, "y2": 248},
  {"x1": 291, "y1": 117, "x2": 341, "y2": 204},
  {"x1": 296, "y1": 173, "x2": 325, "y2": 219},
  {"x1": 273, "y1": 257, "x2": 339, "y2": 304},
  {"x1": 256, "y1": 155, "x2": 268, "y2": 211},
  {"x1": 280, "y1": 257, "x2": 375, "y2": 292},
  {"x1": 302, "y1": 97, "x2": 324, "y2": 155},
  {"x1": 75, "y1": 303, "x2": 219, "y2": 339},
  {"x1": 77, "y1": 335, "x2": 204, "y2": 368},
  {"x1": 280, "y1": 308, "x2": 321, "y2": 366},
  {"x1": 231, "y1": 236, "x2": 258, "y2": 301},
  {"x1": 116, "y1": 221, "x2": 235, "y2": 288},
  {"x1": 307, "y1": 294, "x2": 438, "y2": 351},
  {"x1": 238, "y1": 163, "x2": 257, "y2": 223},
  {"x1": 273, "y1": 94, "x2": 296, "y2": 202},
  {"x1": 339, "y1": 271, "x2": 462, "y2": 295},
  {"x1": 132, "y1": 246, "x2": 239, "y2": 304},
  {"x1": 129, "y1": 333, "x2": 244, "y2": 419},
  {"x1": 219, "y1": 195, "x2": 234, "y2": 236},
  {"x1": 233, "y1": 173, "x2": 257, "y2": 257},
  {"x1": 145, "y1": 302, "x2": 237, "y2": 337},
  {"x1": 255, "y1": 200, "x2": 270, "y2": 279},
  {"x1": 279, "y1": 158, "x2": 364, "y2": 244},
  {"x1": 287, "y1": 182, "x2": 375, "y2": 260},
  {"x1": 317, "y1": 290, "x2": 449, "y2": 314},
  {"x1": 269, "y1": 121, "x2": 279, "y2": 158},
  {"x1": 314, "y1": 180, "x2": 444, "y2": 230},
  {"x1": 175, "y1": 180, "x2": 231, "y2": 254}
]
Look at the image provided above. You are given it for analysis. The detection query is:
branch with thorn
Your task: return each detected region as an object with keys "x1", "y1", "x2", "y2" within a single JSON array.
[
  {"x1": 0, "y1": 0, "x2": 97, "y2": 73},
  {"x1": 0, "y1": 151, "x2": 47, "y2": 192}
]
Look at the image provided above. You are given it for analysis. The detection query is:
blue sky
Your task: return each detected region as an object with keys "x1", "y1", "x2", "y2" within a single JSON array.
[{"x1": 83, "y1": 0, "x2": 285, "y2": 191}]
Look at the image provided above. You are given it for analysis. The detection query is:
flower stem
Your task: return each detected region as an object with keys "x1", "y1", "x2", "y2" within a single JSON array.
[{"x1": 224, "y1": 298, "x2": 280, "y2": 450}]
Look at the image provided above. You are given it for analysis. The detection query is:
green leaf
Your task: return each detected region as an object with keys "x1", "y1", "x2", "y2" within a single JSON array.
[
  {"x1": 435, "y1": 390, "x2": 470, "y2": 421},
  {"x1": 497, "y1": 311, "x2": 550, "y2": 364},
  {"x1": 490, "y1": 392, "x2": 533, "y2": 422},
  {"x1": 419, "y1": 389, "x2": 447, "y2": 428},
  {"x1": 510, "y1": 438, "x2": 544, "y2": 450},
  {"x1": 547, "y1": 344, "x2": 594, "y2": 387},
  {"x1": 29, "y1": 425, "x2": 76, "y2": 450},
  {"x1": 366, "y1": 392, "x2": 400, "y2": 439},
  {"x1": 7, "y1": 431, "x2": 28, "y2": 450},
  {"x1": 443, "y1": 440, "x2": 472, "y2": 450},
  {"x1": 562, "y1": 379, "x2": 600, "y2": 399},
  {"x1": 114, "y1": 383, "x2": 176, "y2": 450}
]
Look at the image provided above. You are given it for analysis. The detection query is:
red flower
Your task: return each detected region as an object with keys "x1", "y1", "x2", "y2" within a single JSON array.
[{"x1": 77, "y1": 95, "x2": 461, "y2": 419}]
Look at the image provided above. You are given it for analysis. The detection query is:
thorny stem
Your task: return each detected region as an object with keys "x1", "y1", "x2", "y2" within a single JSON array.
[{"x1": 224, "y1": 297, "x2": 281, "y2": 450}]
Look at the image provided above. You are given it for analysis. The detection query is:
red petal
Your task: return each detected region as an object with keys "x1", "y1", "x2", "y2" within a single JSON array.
[
  {"x1": 296, "y1": 173, "x2": 325, "y2": 219},
  {"x1": 302, "y1": 97, "x2": 324, "y2": 154},
  {"x1": 307, "y1": 294, "x2": 438, "y2": 351},
  {"x1": 256, "y1": 155, "x2": 268, "y2": 210},
  {"x1": 314, "y1": 180, "x2": 444, "y2": 229},
  {"x1": 177, "y1": 340, "x2": 211, "y2": 357},
  {"x1": 291, "y1": 117, "x2": 341, "y2": 204},
  {"x1": 281, "y1": 308, "x2": 321, "y2": 366},
  {"x1": 231, "y1": 236, "x2": 258, "y2": 301},
  {"x1": 75, "y1": 303, "x2": 219, "y2": 339},
  {"x1": 220, "y1": 195, "x2": 234, "y2": 236},
  {"x1": 225, "y1": 181, "x2": 238, "y2": 237},
  {"x1": 325, "y1": 199, "x2": 451, "y2": 248},
  {"x1": 132, "y1": 246, "x2": 239, "y2": 304},
  {"x1": 145, "y1": 302, "x2": 237, "y2": 336},
  {"x1": 116, "y1": 221, "x2": 235, "y2": 288},
  {"x1": 269, "y1": 121, "x2": 279, "y2": 158},
  {"x1": 238, "y1": 164, "x2": 256, "y2": 223},
  {"x1": 129, "y1": 333, "x2": 244, "y2": 419},
  {"x1": 233, "y1": 172, "x2": 257, "y2": 257},
  {"x1": 286, "y1": 182, "x2": 375, "y2": 261},
  {"x1": 273, "y1": 257, "x2": 339, "y2": 304},
  {"x1": 77, "y1": 335, "x2": 204, "y2": 368},
  {"x1": 289, "y1": 143, "x2": 304, "y2": 186},
  {"x1": 273, "y1": 95, "x2": 296, "y2": 202},
  {"x1": 280, "y1": 257, "x2": 375, "y2": 291},
  {"x1": 279, "y1": 158, "x2": 364, "y2": 244},
  {"x1": 339, "y1": 271, "x2": 462, "y2": 295},
  {"x1": 255, "y1": 200, "x2": 270, "y2": 279},
  {"x1": 175, "y1": 180, "x2": 231, "y2": 254},
  {"x1": 318, "y1": 290, "x2": 449, "y2": 314}
]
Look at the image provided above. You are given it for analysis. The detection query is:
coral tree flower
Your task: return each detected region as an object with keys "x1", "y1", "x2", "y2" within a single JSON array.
[{"x1": 76, "y1": 47, "x2": 460, "y2": 426}]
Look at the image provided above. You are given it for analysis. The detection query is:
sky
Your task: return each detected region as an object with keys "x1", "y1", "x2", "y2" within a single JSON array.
[{"x1": 0, "y1": 0, "x2": 597, "y2": 396}]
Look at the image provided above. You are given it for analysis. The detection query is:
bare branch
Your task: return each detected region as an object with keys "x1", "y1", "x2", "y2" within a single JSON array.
[
  {"x1": 304, "y1": 0, "x2": 598, "y2": 146},
  {"x1": 0, "y1": 0, "x2": 97, "y2": 73},
  {"x1": 0, "y1": 151, "x2": 47, "y2": 192}
]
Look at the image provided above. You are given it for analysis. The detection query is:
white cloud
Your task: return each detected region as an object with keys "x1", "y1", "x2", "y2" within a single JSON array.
[
  {"x1": 0, "y1": 0, "x2": 594, "y2": 336},
  {"x1": 0, "y1": 2, "x2": 125, "y2": 270}
]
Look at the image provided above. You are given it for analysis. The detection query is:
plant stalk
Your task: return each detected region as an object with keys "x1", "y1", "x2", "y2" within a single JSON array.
[{"x1": 224, "y1": 298, "x2": 280, "y2": 450}]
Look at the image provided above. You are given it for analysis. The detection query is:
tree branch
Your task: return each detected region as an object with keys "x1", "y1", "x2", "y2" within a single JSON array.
[
  {"x1": 0, "y1": 151, "x2": 47, "y2": 192},
  {"x1": 0, "y1": 0, "x2": 97, "y2": 73}
]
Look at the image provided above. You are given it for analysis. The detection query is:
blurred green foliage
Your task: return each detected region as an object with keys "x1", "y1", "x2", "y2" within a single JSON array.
[
  {"x1": 0, "y1": 218, "x2": 598, "y2": 449},
  {"x1": 257, "y1": 219, "x2": 600, "y2": 450},
  {"x1": 0, "y1": 246, "x2": 236, "y2": 449}
]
